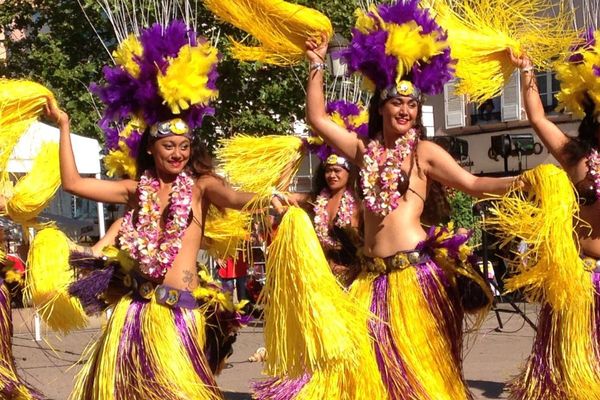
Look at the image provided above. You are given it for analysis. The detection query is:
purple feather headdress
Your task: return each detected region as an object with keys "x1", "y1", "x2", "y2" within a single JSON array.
[
  {"x1": 91, "y1": 20, "x2": 220, "y2": 177},
  {"x1": 341, "y1": 0, "x2": 454, "y2": 99},
  {"x1": 308, "y1": 99, "x2": 368, "y2": 162}
]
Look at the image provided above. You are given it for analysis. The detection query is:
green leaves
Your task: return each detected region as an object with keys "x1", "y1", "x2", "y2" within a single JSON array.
[{"x1": 1, "y1": 0, "x2": 359, "y2": 150}]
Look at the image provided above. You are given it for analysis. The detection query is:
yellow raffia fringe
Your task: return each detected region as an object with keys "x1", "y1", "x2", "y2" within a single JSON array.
[
  {"x1": 7, "y1": 142, "x2": 60, "y2": 224},
  {"x1": 260, "y1": 206, "x2": 384, "y2": 395},
  {"x1": 70, "y1": 295, "x2": 221, "y2": 400},
  {"x1": 0, "y1": 283, "x2": 37, "y2": 400},
  {"x1": 203, "y1": 205, "x2": 251, "y2": 260},
  {"x1": 0, "y1": 79, "x2": 56, "y2": 185},
  {"x1": 430, "y1": 0, "x2": 576, "y2": 103},
  {"x1": 203, "y1": 0, "x2": 333, "y2": 66},
  {"x1": 487, "y1": 164, "x2": 600, "y2": 398},
  {"x1": 25, "y1": 227, "x2": 88, "y2": 334},
  {"x1": 216, "y1": 134, "x2": 305, "y2": 193}
]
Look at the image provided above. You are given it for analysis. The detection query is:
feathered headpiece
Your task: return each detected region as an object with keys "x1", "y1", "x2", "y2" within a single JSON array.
[
  {"x1": 92, "y1": 20, "x2": 219, "y2": 177},
  {"x1": 308, "y1": 99, "x2": 368, "y2": 165},
  {"x1": 341, "y1": 0, "x2": 454, "y2": 101},
  {"x1": 555, "y1": 29, "x2": 600, "y2": 118}
]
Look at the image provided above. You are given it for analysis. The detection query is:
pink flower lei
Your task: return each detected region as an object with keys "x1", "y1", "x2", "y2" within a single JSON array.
[
  {"x1": 313, "y1": 188, "x2": 356, "y2": 248},
  {"x1": 360, "y1": 129, "x2": 418, "y2": 217},
  {"x1": 587, "y1": 147, "x2": 600, "y2": 202},
  {"x1": 119, "y1": 170, "x2": 194, "y2": 279}
]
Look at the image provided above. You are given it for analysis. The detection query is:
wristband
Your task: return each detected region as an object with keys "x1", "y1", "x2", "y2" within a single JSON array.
[{"x1": 310, "y1": 62, "x2": 327, "y2": 72}]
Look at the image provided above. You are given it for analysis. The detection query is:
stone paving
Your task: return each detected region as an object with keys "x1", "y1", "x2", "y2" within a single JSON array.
[{"x1": 10, "y1": 302, "x2": 540, "y2": 399}]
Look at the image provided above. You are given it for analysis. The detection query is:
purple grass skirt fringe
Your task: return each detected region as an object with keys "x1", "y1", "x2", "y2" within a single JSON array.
[
  {"x1": 252, "y1": 258, "x2": 471, "y2": 400},
  {"x1": 508, "y1": 272, "x2": 600, "y2": 400},
  {"x1": 71, "y1": 294, "x2": 224, "y2": 400},
  {"x1": 0, "y1": 279, "x2": 45, "y2": 399}
]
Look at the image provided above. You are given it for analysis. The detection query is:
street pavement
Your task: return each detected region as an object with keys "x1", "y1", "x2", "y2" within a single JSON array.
[{"x1": 11, "y1": 302, "x2": 539, "y2": 399}]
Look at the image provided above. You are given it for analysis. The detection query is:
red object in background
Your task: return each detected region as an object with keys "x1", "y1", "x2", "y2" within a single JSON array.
[
  {"x1": 5, "y1": 254, "x2": 25, "y2": 273},
  {"x1": 218, "y1": 252, "x2": 248, "y2": 279}
]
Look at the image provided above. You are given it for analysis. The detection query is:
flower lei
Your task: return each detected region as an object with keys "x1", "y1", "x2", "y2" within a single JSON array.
[
  {"x1": 360, "y1": 129, "x2": 418, "y2": 217},
  {"x1": 313, "y1": 188, "x2": 356, "y2": 248},
  {"x1": 587, "y1": 147, "x2": 600, "y2": 202},
  {"x1": 119, "y1": 170, "x2": 194, "y2": 278}
]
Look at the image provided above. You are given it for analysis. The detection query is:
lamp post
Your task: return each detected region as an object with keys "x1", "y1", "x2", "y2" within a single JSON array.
[{"x1": 326, "y1": 33, "x2": 349, "y2": 77}]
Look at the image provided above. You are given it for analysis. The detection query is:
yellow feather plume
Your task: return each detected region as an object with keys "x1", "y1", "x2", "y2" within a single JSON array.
[
  {"x1": 203, "y1": 205, "x2": 251, "y2": 259},
  {"x1": 113, "y1": 34, "x2": 143, "y2": 78},
  {"x1": 261, "y1": 207, "x2": 386, "y2": 400},
  {"x1": 430, "y1": 0, "x2": 577, "y2": 103},
  {"x1": 157, "y1": 43, "x2": 220, "y2": 114},
  {"x1": 7, "y1": 142, "x2": 61, "y2": 224},
  {"x1": 554, "y1": 31, "x2": 600, "y2": 118},
  {"x1": 25, "y1": 227, "x2": 88, "y2": 334},
  {"x1": 203, "y1": 0, "x2": 333, "y2": 66}
]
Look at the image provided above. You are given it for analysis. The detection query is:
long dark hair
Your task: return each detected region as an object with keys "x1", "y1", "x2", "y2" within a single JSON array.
[
  {"x1": 563, "y1": 93, "x2": 600, "y2": 166},
  {"x1": 135, "y1": 131, "x2": 155, "y2": 179}
]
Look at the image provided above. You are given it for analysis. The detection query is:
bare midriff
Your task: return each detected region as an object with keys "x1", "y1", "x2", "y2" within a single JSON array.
[
  {"x1": 133, "y1": 188, "x2": 204, "y2": 291},
  {"x1": 362, "y1": 160, "x2": 428, "y2": 258}
]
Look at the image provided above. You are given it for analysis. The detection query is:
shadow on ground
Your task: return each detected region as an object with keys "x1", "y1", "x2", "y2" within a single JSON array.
[
  {"x1": 224, "y1": 391, "x2": 252, "y2": 400},
  {"x1": 468, "y1": 380, "x2": 505, "y2": 398}
]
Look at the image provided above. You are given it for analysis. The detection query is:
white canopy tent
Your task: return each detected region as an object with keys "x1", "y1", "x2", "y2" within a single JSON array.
[{"x1": 6, "y1": 121, "x2": 106, "y2": 237}]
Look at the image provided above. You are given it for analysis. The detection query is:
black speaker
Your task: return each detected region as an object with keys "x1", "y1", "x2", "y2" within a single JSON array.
[
  {"x1": 432, "y1": 136, "x2": 469, "y2": 160},
  {"x1": 510, "y1": 134, "x2": 535, "y2": 156},
  {"x1": 490, "y1": 134, "x2": 512, "y2": 158}
]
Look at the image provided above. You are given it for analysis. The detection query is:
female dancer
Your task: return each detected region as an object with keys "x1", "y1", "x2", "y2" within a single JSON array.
[
  {"x1": 505, "y1": 38, "x2": 600, "y2": 400},
  {"x1": 301, "y1": 7, "x2": 518, "y2": 398}
]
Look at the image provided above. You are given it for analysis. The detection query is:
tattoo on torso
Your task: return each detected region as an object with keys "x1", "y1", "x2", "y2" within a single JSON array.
[{"x1": 182, "y1": 269, "x2": 197, "y2": 290}]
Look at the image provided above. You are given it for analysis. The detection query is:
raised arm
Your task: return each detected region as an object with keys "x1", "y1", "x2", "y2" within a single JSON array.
[
  {"x1": 509, "y1": 50, "x2": 570, "y2": 167},
  {"x1": 423, "y1": 141, "x2": 516, "y2": 198},
  {"x1": 47, "y1": 103, "x2": 136, "y2": 204},
  {"x1": 306, "y1": 35, "x2": 365, "y2": 165}
]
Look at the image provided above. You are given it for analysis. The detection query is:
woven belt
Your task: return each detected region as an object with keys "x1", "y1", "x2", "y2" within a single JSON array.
[
  {"x1": 582, "y1": 256, "x2": 600, "y2": 273},
  {"x1": 124, "y1": 273, "x2": 199, "y2": 309},
  {"x1": 362, "y1": 250, "x2": 430, "y2": 274}
]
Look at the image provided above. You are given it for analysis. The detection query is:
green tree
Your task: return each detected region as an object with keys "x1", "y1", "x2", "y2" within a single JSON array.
[
  {"x1": 0, "y1": 0, "x2": 359, "y2": 148},
  {"x1": 0, "y1": 0, "x2": 112, "y2": 140}
]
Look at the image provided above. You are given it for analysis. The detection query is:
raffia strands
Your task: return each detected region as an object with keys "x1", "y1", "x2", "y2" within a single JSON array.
[
  {"x1": 7, "y1": 142, "x2": 60, "y2": 224},
  {"x1": 431, "y1": 0, "x2": 577, "y2": 103},
  {"x1": 203, "y1": 205, "x2": 251, "y2": 259},
  {"x1": 0, "y1": 282, "x2": 42, "y2": 399},
  {"x1": 259, "y1": 207, "x2": 380, "y2": 383},
  {"x1": 216, "y1": 134, "x2": 306, "y2": 220},
  {"x1": 0, "y1": 80, "x2": 55, "y2": 186},
  {"x1": 202, "y1": 0, "x2": 333, "y2": 66},
  {"x1": 70, "y1": 295, "x2": 223, "y2": 400},
  {"x1": 25, "y1": 227, "x2": 88, "y2": 334},
  {"x1": 487, "y1": 164, "x2": 600, "y2": 399}
]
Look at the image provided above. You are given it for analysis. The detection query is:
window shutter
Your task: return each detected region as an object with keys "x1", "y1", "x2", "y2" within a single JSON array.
[
  {"x1": 501, "y1": 71, "x2": 521, "y2": 121},
  {"x1": 444, "y1": 80, "x2": 466, "y2": 129},
  {"x1": 421, "y1": 105, "x2": 435, "y2": 137}
]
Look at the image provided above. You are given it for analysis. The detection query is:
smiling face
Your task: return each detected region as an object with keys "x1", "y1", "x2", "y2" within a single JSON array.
[
  {"x1": 379, "y1": 95, "x2": 419, "y2": 138},
  {"x1": 324, "y1": 164, "x2": 349, "y2": 192},
  {"x1": 149, "y1": 135, "x2": 191, "y2": 176}
]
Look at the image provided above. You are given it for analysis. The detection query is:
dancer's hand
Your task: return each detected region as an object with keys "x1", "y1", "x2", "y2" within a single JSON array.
[
  {"x1": 305, "y1": 32, "x2": 329, "y2": 65},
  {"x1": 507, "y1": 48, "x2": 533, "y2": 71},
  {"x1": 44, "y1": 100, "x2": 68, "y2": 126}
]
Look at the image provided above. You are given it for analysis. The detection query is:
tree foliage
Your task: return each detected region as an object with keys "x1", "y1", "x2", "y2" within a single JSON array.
[{"x1": 0, "y1": 0, "x2": 359, "y2": 148}]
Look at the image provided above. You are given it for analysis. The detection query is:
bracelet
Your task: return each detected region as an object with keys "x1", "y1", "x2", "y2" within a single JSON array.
[
  {"x1": 520, "y1": 65, "x2": 534, "y2": 74},
  {"x1": 310, "y1": 62, "x2": 327, "y2": 72}
]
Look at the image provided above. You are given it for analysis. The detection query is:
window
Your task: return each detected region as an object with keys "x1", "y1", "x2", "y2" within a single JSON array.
[{"x1": 535, "y1": 71, "x2": 559, "y2": 113}]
